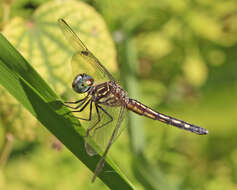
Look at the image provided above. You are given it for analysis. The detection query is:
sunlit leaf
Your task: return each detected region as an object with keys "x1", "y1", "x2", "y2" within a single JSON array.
[
  {"x1": 3, "y1": 0, "x2": 117, "y2": 95},
  {"x1": 1, "y1": 0, "x2": 117, "y2": 140}
]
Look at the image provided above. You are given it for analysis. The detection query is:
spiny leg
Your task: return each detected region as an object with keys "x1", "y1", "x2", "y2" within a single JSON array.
[
  {"x1": 91, "y1": 104, "x2": 113, "y2": 138},
  {"x1": 71, "y1": 99, "x2": 92, "y2": 121},
  {"x1": 64, "y1": 95, "x2": 89, "y2": 109},
  {"x1": 85, "y1": 105, "x2": 113, "y2": 157},
  {"x1": 86, "y1": 104, "x2": 101, "y2": 137},
  {"x1": 91, "y1": 106, "x2": 125, "y2": 183},
  {"x1": 65, "y1": 99, "x2": 84, "y2": 104}
]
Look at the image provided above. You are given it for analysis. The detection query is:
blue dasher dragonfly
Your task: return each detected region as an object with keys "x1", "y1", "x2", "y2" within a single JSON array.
[{"x1": 58, "y1": 18, "x2": 208, "y2": 183}]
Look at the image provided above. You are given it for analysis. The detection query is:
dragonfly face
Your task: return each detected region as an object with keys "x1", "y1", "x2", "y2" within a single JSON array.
[{"x1": 72, "y1": 73, "x2": 94, "y2": 93}]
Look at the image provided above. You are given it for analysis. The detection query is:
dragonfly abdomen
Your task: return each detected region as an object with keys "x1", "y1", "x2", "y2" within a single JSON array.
[
  {"x1": 127, "y1": 99, "x2": 208, "y2": 135},
  {"x1": 155, "y1": 114, "x2": 208, "y2": 135},
  {"x1": 126, "y1": 99, "x2": 157, "y2": 119}
]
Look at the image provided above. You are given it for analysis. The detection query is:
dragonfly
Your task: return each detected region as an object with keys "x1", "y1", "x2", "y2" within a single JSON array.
[{"x1": 58, "y1": 18, "x2": 208, "y2": 183}]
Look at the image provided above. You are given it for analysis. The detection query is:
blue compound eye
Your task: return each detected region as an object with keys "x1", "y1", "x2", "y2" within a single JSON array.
[{"x1": 72, "y1": 74, "x2": 94, "y2": 93}]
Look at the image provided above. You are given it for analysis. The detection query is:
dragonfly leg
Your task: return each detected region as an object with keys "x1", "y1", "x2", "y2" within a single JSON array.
[
  {"x1": 91, "y1": 106, "x2": 125, "y2": 183},
  {"x1": 91, "y1": 105, "x2": 113, "y2": 138},
  {"x1": 71, "y1": 100, "x2": 92, "y2": 121},
  {"x1": 86, "y1": 104, "x2": 101, "y2": 137},
  {"x1": 64, "y1": 96, "x2": 89, "y2": 109},
  {"x1": 64, "y1": 99, "x2": 84, "y2": 104}
]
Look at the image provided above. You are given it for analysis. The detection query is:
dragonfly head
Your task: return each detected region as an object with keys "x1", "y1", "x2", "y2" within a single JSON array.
[{"x1": 72, "y1": 74, "x2": 94, "y2": 93}]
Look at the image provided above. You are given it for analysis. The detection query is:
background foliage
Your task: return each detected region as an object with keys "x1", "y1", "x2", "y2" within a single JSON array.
[{"x1": 0, "y1": 0, "x2": 237, "y2": 189}]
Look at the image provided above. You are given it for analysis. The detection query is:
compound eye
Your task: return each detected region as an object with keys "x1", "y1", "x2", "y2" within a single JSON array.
[{"x1": 72, "y1": 74, "x2": 94, "y2": 93}]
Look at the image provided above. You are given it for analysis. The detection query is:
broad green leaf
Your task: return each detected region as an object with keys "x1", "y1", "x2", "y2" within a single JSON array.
[
  {"x1": 3, "y1": 0, "x2": 117, "y2": 95},
  {"x1": 1, "y1": 0, "x2": 117, "y2": 140}
]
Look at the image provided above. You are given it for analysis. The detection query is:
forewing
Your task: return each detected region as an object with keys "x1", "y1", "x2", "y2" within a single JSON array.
[
  {"x1": 58, "y1": 19, "x2": 114, "y2": 83},
  {"x1": 58, "y1": 19, "x2": 87, "y2": 52},
  {"x1": 58, "y1": 18, "x2": 125, "y2": 155}
]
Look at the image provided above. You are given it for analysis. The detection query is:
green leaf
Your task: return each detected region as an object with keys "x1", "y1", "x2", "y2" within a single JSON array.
[
  {"x1": 0, "y1": 33, "x2": 134, "y2": 189},
  {"x1": 1, "y1": 0, "x2": 118, "y2": 141},
  {"x1": 2, "y1": 0, "x2": 117, "y2": 94}
]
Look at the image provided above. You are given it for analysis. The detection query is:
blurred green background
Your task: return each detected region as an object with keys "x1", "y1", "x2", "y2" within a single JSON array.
[{"x1": 0, "y1": 0, "x2": 237, "y2": 189}]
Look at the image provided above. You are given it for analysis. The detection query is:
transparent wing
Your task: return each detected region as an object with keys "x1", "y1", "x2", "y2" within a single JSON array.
[
  {"x1": 58, "y1": 18, "x2": 115, "y2": 83},
  {"x1": 58, "y1": 19, "x2": 127, "y2": 157},
  {"x1": 83, "y1": 104, "x2": 127, "y2": 156},
  {"x1": 91, "y1": 105, "x2": 126, "y2": 182}
]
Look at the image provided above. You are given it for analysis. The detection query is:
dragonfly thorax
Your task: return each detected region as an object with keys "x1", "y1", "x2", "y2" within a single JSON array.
[{"x1": 72, "y1": 73, "x2": 94, "y2": 93}]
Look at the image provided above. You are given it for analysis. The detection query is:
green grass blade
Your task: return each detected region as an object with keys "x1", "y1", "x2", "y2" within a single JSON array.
[{"x1": 0, "y1": 33, "x2": 135, "y2": 189}]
